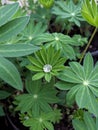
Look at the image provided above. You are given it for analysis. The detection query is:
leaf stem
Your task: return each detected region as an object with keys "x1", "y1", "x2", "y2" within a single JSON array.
[{"x1": 79, "y1": 27, "x2": 97, "y2": 63}]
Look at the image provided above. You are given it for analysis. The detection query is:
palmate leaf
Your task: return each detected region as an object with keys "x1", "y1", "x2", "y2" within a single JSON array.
[
  {"x1": 20, "y1": 20, "x2": 47, "y2": 43},
  {"x1": 15, "y1": 78, "x2": 59, "y2": 115},
  {"x1": 27, "y1": 46, "x2": 65, "y2": 82},
  {"x1": 0, "y1": 3, "x2": 19, "y2": 27},
  {"x1": 52, "y1": 0, "x2": 84, "y2": 26},
  {"x1": 0, "y1": 16, "x2": 29, "y2": 42},
  {"x1": 33, "y1": 33, "x2": 77, "y2": 59},
  {"x1": 0, "y1": 57, "x2": 23, "y2": 90},
  {"x1": 23, "y1": 109, "x2": 61, "y2": 130},
  {"x1": 57, "y1": 53, "x2": 98, "y2": 116}
]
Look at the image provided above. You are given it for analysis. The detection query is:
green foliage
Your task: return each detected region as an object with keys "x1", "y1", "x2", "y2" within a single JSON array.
[
  {"x1": 0, "y1": 3, "x2": 19, "y2": 27},
  {"x1": 0, "y1": 90, "x2": 11, "y2": 100},
  {"x1": 81, "y1": 0, "x2": 98, "y2": 27},
  {"x1": 0, "y1": 1, "x2": 97, "y2": 130},
  {"x1": 0, "y1": 16, "x2": 29, "y2": 42},
  {"x1": 57, "y1": 53, "x2": 98, "y2": 117},
  {"x1": 23, "y1": 109, "x2": 62, "y2": 130},
  {"x1": 27, "y1": 46, "x2": 66, "y2": 82},
  {"x1": 20, "y1": 20, "x2": 47, "y2": 43},
  {"x1": 73, "y1": 111, "x2": 97, "y2": 130},
  {"x1": 0, "y1": 44, "x2": 39, "y2": 57},
  {"x1": 0, "y1": 106, "x2": 5, "y2": 116},
  {"x1": 39, "y1": 0, "x2": 54, "y2": 8},
  {"x1": 52, "y1": 0, "x2": 84, "y2": 26},
  {"x1": 0, "y1": 57, "x2": 23, "y2": 90},
  {"x1": 14, "y1": 77, "x2": 59, "y2": 115},
  {"x1": 0, "y1": 2, "x2": 39, "y2": 90},
  {"x1": 31, "y1": 6, "x2": 51, "y2": 24},
  {"x1": 33, "y1": 33, "x2": 87, "y2": 59}
]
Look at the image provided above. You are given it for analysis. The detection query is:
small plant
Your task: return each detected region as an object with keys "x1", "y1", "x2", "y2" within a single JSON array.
[
  {"x1": 56, "y1": 53, "x2": 98, "y2": 116},
  {"x1": 27, "y1": 46, "x2": 66, "y2": 82}
]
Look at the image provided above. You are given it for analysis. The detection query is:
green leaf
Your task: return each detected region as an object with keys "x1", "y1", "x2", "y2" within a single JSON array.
[
  {"x1": 86, "y1": 89, "x2": 98, "y2": 117},
  {"x1": 40, "y1": 47, "x2": 47, "y2": 64},
  {"x1": 83, "y1": 53, "x2": 94, "y2": 78},
  {"x1": 69, "y1": 62, "x2": 85, "y2": 80},
  {"x1": 89, "y1": 86, "x2": 98, "y2": 97},
  {"x1": 96, "y1": 117, "x2": 98, "y2": 130},
  {"x1": 58, "y1": 69, "x2": 82, "y2": 83},
  {"x1": 23, "y1": 110, "x2": 60, "y2": 130},
  {"x1": 0, "y1": 44, "x2": 39, "y2": 57},
  {"x1": 25, "y1": 75, "x2": 41, "y2": 94},
  {"x1": 43, "y1": 121, "x2": 54, "y2": 130},
  {"x1": 32, "y1": 73, "x2": 45, "y2": 80},
  {"x1": 52, "y1": 1, "x2": 84, "y2": 27},
  {"x1": 76, "y1": 86, "x2": 88, "y2": 108},
  {"x1": 62, "y1": 44, "x2": 76, "y2": 60},
  {"x1": 66, "y1": 85, "x2": 80, "y2": 106},
  {"x1": 20, "y1": 20, "x2": 47, "y2": 43},
  {"x1": 81, "y1": 0, "x2": 98, "y2": 27},
  {"x1": 33, "y1": 33, "x2": 77, "y2": 60},
  {"x1": 27, "y1": 65, "x2": 42, "y2": 72},
  {"x1": 0, "y1": 57, "x2": 23, "y2": 90},
  {"x1": 27, "y1": 56, "x2": 42, "y2": 68},
  {"x1": 0, "y1": 90, "x2": 10, "y2": 99},
  {"x1": 0, "y1": 3, "x2": 19, "y2": 27},
  {"x1": 55, "y1": 81, "x2": 74, "y2": 90},
  {"x1": 72, "y1": 119, "x2": 87, "y2": 130},
  {"x1": 0, "y1": 106, "x2": 5, "y2": 116},
  {"x1": 76, "y1": 86, "x2": 98, "y2": 117},
  {"x1": 88, "y1": 65, "x2": 98, "y2": 87},
  {"x1": 84, "y1": 112, "x2": 96, "y2": 130},
  {"x1": 15, "y1": 80, "x2": 59, "y2": 115},
  {"x1": 0, "y1": 16, "x2": 30, "y2": 42},
  {"x1": 45, "y1": 73, "x2": 52, "y2": 82}
]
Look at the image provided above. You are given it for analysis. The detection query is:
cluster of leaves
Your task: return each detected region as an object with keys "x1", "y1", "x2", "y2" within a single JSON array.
[
  {"x1": 27, "y1": 46, "x2": 66, "y2": 82},
  {"x1": 0, "y1": 3, "x2": 38, "y2": 116},
  {"x1": 33, "y1": 32, "x2": 87, "y2": 59},
  {"x1": 73, "y1": 110, "x2": 98, "y2": 130},
  {"x1": 0, "y1": 0, "x2": 98, "y2": 130},
  {"x1": 14, "y1": 76, "x2": 62, "y2": 130},
  {"x1": 52, "y1": 0, "x2": 84, "y2": 26},
  {"x1": 56, "y1": 53, "x2": 98, "y2": 117}
]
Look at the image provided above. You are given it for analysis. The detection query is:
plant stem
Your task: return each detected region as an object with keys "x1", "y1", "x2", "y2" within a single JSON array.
[{"x1": 79, "y1": 27, "x2": 97, "y2": 63}]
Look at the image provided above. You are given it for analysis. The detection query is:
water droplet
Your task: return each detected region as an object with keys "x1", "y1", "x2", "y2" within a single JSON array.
[
  {"x1": 43, "y1": 64, "x2": 52, "y2": 73},
  {"x1": 71, "y1": 13, "x2": 75, "y2": 16},
  {"x1": 39, "y1": 118, "x2": 43, "y2": 122},
  {"x1": 83, "y1": 80, "x2": 89, "y2": 86},
  {"x1": 28, "y1": 36, "x2": 32, "y2": 40},
  {"x1": 33, "y1": 94, "x2": 38, "y2": 99},
  {"x1": 55, "y1": 37, "x2": 59, "y2": 41}
]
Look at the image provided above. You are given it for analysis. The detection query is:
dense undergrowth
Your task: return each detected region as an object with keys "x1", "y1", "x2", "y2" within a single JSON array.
[{"x1": 0, "y1": 0, "x2": 98, "y2": 130}]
